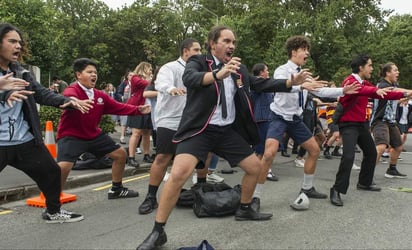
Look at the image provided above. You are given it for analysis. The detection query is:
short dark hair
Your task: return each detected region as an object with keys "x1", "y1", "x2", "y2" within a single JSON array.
[
  {"x1": 252, "y1": 63, "x2": 266, "y2": 76},
  {"x1": 285, "y1": 36, "x2": 310, "y2": 58},
  {"x1": 180, "y1": 38, "x2": 199, "y2": 56},
  {"x1": 350, "y1": 54, "x2": 370, "y2": 74},
  {"x1": 379, "y1": 62, "x2": 396, "y2": 78},
  {"x1": 73, "y1": 58, "x2": 97, "y2": 74},
  {"x1": 52, "y1": 76, "x2": 61, "y2": 81},
  {"x1": 206, "y1": 25, "x2": 233, "y2": 52}
]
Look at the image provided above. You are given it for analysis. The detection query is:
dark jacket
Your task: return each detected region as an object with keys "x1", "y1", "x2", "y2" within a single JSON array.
[
  {"x1": 173, "y1": 53, "x2": 291, "y2": 145},
  {"x1": 0, "y1": 63, "x2": 70, "y2": 146}
]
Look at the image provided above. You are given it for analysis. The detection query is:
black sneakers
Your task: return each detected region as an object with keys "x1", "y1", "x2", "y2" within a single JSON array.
[
  {"x1": 142, "y1": 154, "x2": 154, "y2": 163},
  {"x1": 385, "y1": 168, "x2": 407, "y2": 179},
  {"x1": 323, "y1": 150, "x2": 332, "y2": 159},
  {"x1": 128, "y1": 158, "x2": 140, "y2": 168},
  {"x1": 138, "y1": 196, "x2": 158, "y2": 214},
  {"x1": 108, "y1": 187, "x2": 139, "y2": 199},
  {"x1": 42, "y1": 209, "x2": 84, "y2": 224}
]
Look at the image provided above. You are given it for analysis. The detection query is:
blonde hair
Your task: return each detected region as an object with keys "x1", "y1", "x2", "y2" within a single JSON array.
[{"x1": 133, "y1": 62, "x2": 152, "y2": 80}]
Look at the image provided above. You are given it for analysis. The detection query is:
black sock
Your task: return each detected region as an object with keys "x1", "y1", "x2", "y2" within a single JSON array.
[
  {"x1": 333, "y1": 146, "x2": 340, "y2": 152},
  {"x1": 153, "y1": 221, "x2": 166, "y2": 233},
  {"x1": 128, "y1": 156, "x2": 135, "y2": 160},
  {"x1": 112, "y1": 181, "x2": 123, "y2": 190},
  {"x1": 389, "y1": 164, "x2": 396, "y2": 170},
  {"x1": 324, "y1": 145, "x2": 330, "y2": 152},
  {"x1": 240, "y1": 203, "x2": 251, "y2": 210},
  {"x1": 197, "y1": 177, "x2": 206, "y2": 183},
  {"x1": 148, "y1": 185, "x2": 159, "y2": 197}
]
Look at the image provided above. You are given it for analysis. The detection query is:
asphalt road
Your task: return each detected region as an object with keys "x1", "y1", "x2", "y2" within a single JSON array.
[{"x1": 1, "y1": 146, "x2": 412, "y2": 249}]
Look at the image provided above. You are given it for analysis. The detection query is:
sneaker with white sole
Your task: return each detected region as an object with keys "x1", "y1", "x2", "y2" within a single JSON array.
[
  {"x1": 108, "y1": 187, "x2": 139, "y2": 199},
  {"x1": 42, "y1": 209, "x2": 84, "y2": 224},
  {"x1": 385, "y1": 168, "x2": 407, "y2": 179},
  {"x1": 207, "y1": 173, "x2": 224, "y2": 183},
  {"x1": 294, "y1": 158, "x2": 305, "y2": 168},
  {"x1": 352, "y1": 163, "x2": 361, "y2": 170}
]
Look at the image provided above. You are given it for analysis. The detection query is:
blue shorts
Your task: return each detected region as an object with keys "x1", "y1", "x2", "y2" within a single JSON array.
[{"x1": 266, "y1": 113, "x2": 312, "y2": 146}]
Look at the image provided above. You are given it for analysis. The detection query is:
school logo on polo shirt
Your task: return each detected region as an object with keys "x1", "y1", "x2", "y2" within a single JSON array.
[{"x1": 97, "y1": 97, "x2": 104, "y2": 104}]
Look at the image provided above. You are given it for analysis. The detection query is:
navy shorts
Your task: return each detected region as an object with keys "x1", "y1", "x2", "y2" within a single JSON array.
[
  {"x1": 254, "y1": 121, "x2": 269, "y2": 154},
  {"x1": 266, "y1": 113, "x2": 312, "y2": 146},
  {"x1": 175, "y1": 124, "x2": 254, "y2": 168},
  {"x1": 57, "y1": 133, "x2": 120, "y2": 162}
]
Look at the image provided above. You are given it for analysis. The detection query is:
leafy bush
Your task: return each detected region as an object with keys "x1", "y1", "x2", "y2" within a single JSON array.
[{"x1": 38, "y1": 105, "x2": 116, "y2": 134}]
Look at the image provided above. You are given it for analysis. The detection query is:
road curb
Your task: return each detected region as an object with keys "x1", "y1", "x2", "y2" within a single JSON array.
[{"x1": 0, "y1": 163, "x2": 151, "y2": 204}]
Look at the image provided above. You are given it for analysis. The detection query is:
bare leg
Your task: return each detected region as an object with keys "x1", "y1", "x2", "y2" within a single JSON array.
[{"x1": 155, "y1": 154, "x2": 197, "y2": 222}]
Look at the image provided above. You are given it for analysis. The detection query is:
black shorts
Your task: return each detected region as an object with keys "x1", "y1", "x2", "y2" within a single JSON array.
[
  {"x1": 175, "y1": 124, "x2": 253, "y2": 169},
  {"x1": 127, "y1": 114, "x2": 152, "y2": 129},
  {"x1": 57, "y1": 133, "x2": 120, "y2": 162},
  {"x1": 156, "y1": 127, "x2": 178, "y2": 155},
  {"x1": 372, "y1": 121, "x2": 402, "y2": 148},
  {"x1": 328, "y1": 123, "x2": 339, "y2": 133}
]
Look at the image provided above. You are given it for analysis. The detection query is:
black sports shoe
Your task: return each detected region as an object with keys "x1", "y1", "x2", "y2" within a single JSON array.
[
  {"x1": 323, "y1": 150, "x2": 332, "y2": 159},
  {"x1": 385, "y1": 168, "x2": 407, "y2": 179},
  {"x1": 42, "y1": 209, "x2": 84, "y2": 223},
  {"x1": 137, "y1": 230, "x2": 167, "y2": 250},
  {"x1": 266, "y1": 171, "x2": 279, "y2": 181},
  {"x1": 138, "y1": 196, "x2": 158, "y2": 214},
  {"x1": 300, "y1": 187, "x2": 327, "y2": 199},
  {"x1": 128, "y1": 158, "x2": 140, "y2": 168},
  {"x1": 143, "y1": 154, "x2": 154, "y2": 163},
  {"x1": 331, "y1": 151, "x2": 342, "y2": 157},
  {"x1": 108, "y1": 187, "x2": 139, "y2": 199}
]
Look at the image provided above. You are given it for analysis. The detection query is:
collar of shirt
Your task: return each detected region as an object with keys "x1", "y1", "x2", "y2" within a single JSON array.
[
  {"x1": 77, "y1": 81, "x2": 94, "y2": 99},
  {"x1": 352, "y1": 73, "x2": 364, "y2": 84},
  {"x1": 286, "y1": 60, "x2": 301, "y2": 73},
  {"x1": 213, "y1": 56, "x2": 222, "y2": 68},
  {"x1": 177, "y1": 57, "x2": 186, "y2": 67}
]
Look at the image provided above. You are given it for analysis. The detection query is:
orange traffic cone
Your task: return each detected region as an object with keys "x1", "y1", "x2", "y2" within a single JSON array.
[
  {"x1": 44, "y1": 120, "x2": 57, "y2": 160},
  {"x1": 26, "y1": 121, "x2": 77, "y2": 208}
]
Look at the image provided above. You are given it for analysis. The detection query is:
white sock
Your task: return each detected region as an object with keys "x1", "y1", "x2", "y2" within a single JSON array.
[
  {"x1": 302, "y1": 174, "x2": 314, "y2": 190},
  {"x1": 253, "y1": 183, "x2": 263, "y2": 198}
]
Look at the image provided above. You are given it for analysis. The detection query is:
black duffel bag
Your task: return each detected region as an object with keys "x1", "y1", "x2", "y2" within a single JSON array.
[{"x1": 192, "y1": 182, "x2": 241, "y2": 218}]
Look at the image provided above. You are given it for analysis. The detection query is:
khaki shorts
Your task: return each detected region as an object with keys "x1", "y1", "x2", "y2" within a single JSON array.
[{"x1": 372, "y1": 121, "x2": 402, "y2": 148}]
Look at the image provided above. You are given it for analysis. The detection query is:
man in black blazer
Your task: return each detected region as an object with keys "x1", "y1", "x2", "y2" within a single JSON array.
[{"x1": 137, "y1": 25, "x2": 322, "y2": 250}]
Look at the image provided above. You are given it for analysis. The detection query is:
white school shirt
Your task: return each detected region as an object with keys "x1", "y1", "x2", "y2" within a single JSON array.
[{"x1": 272, "y1": 60, "x2": 344, "y2": 121}]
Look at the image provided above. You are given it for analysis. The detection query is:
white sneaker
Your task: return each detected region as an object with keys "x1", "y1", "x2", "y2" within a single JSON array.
[
  {"x1": 352, "y1": 163, "x2": 361, "y2": 170},
  {"x1": 207, "y1": 173, "x2": 224, "y2": 183},
  {"x1": 163, "y1": 171, "x2": 170, "y2": 182},
  {"x1": 137, "y1": 147, "x2": 142, "y2": 154},
  {"x1": 192, "y1": 173, "x2": 197, "y2": 184},
  {"x1": 382, "y1": 151, "x2": 389, "y2": 158},
  {"x1": 294, "y1": 158, "x2": 305, "y2": 168}
]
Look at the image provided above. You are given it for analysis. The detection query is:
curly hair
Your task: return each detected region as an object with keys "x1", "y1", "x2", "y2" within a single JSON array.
[{"x1": 285, "y1": 35, "x2": 310, "y2": 58}]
